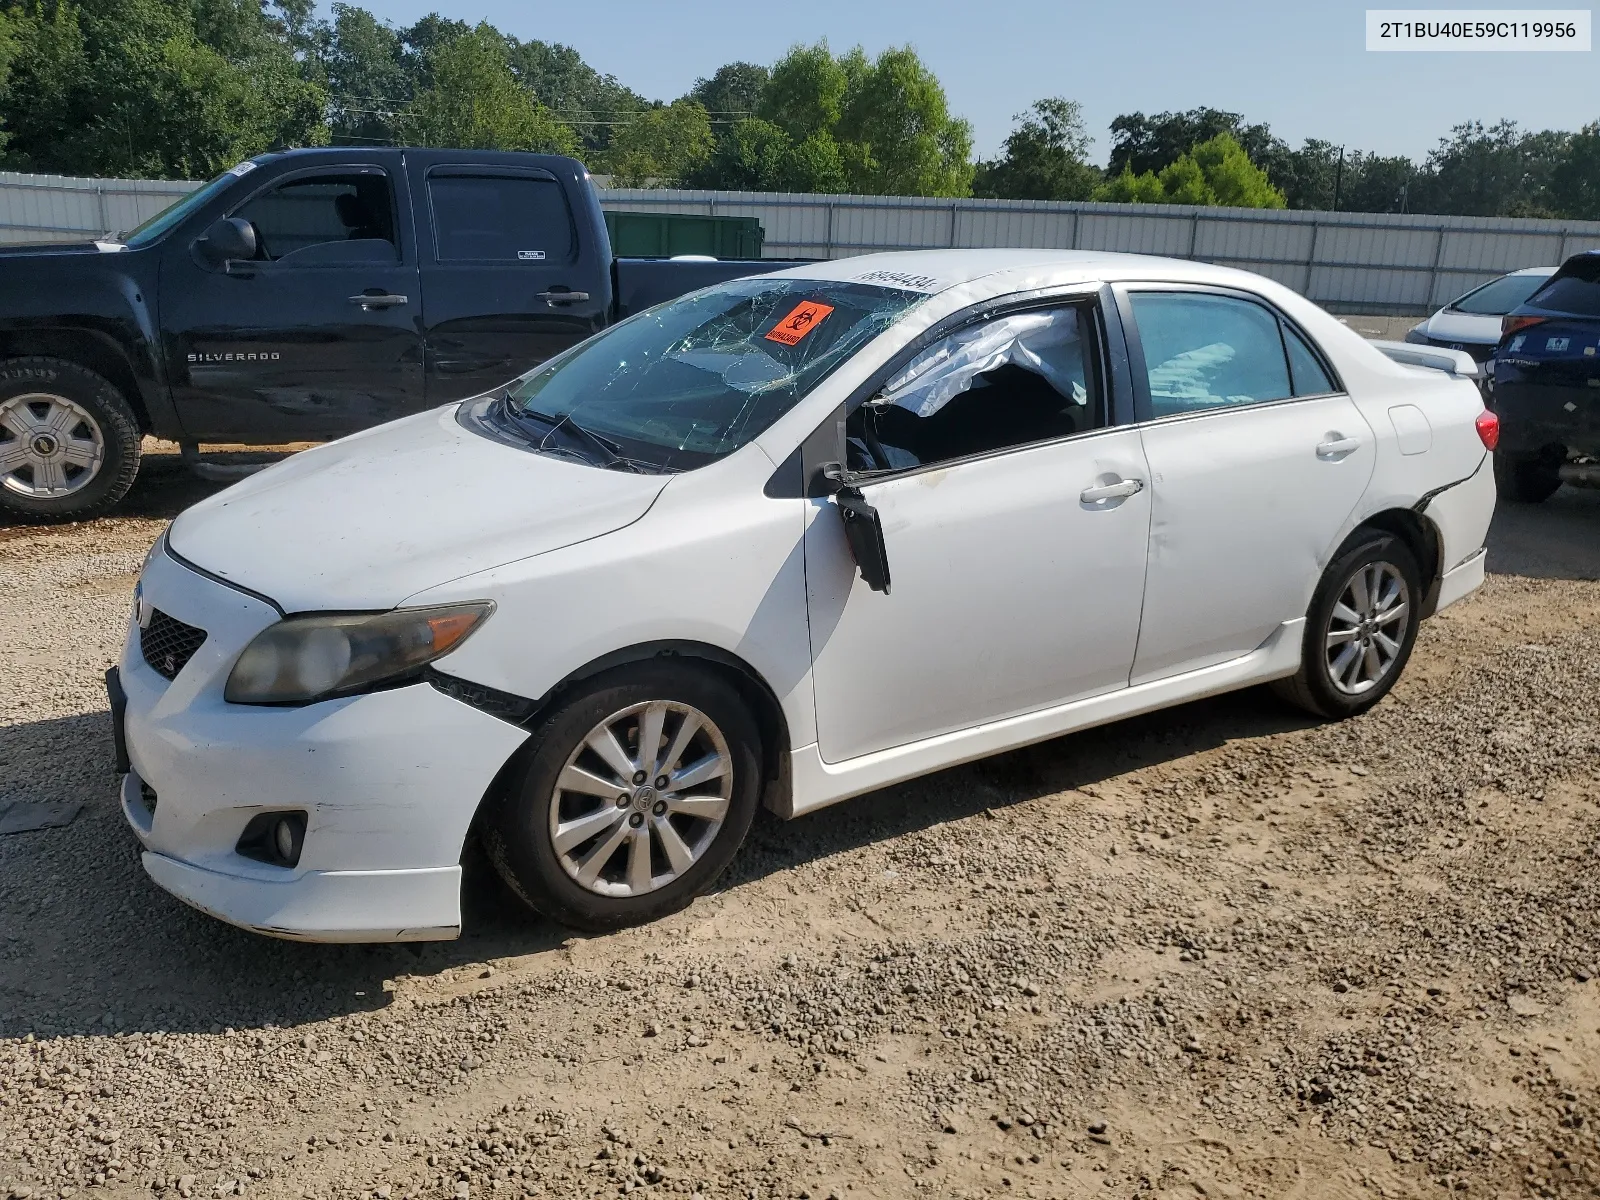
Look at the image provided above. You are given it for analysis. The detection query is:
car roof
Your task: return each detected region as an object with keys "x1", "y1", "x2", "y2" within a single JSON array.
[{"x1": 766, "y1": 248, "x2": 1262, "y2": 295}]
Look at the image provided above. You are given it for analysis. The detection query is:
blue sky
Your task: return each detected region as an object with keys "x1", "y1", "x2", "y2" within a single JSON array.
[{"x1": 355, "y1": 0, "x2": 1597, "y2": 162}]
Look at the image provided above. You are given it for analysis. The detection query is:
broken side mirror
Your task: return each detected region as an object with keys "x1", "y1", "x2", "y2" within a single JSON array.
[
  {"x1": 823, "y1": 463, "x2": 891, "y2": 594},
  {"x1": 194, "y1": 216, "x2": 257, "y2": 270}
]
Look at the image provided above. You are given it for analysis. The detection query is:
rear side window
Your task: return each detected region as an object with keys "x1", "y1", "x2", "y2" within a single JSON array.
[
  {"x1": 428, "y1": 173, "x2": 576, "y2": 263},
  {"x1": 1131, "y1": 292, "x2": 1292, "y2": 417},
  {"x1": 1283, "y1": 324, "x2": 1337, "y2": 396},
  {"x1": 1527, "y1": 256, "x2": 1600, "y2": 316}
]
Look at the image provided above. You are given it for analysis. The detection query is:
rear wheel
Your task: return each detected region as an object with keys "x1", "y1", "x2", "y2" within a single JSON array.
[
  {"x1": 1272, "y1": 532, "x2": 1422, "y2": 720},
  {"x1": 0, "y1": 357, "x2": 141, "y2": 521},
  {"x1": 1493, "y1": 451, "x2": 1562, "y2": 505},
  {"x1": 483, "y1": 662, "x2": 762, "y2": 932}
]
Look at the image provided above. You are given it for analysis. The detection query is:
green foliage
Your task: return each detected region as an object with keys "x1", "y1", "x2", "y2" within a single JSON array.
[
  {"x1": 758, "y1": 41, "x2": 847, "y2": 143},
  {"x1": 600, "y1": 98, "x2": 713, "y2": 186},
  {"x1": 1092, "y1": 134, "x2": 1285, "y2": 209},
  {"x1": 688, "y1": 117, "x2": 846, "y2": 193},
  {"x1": 1546, "y1": 122, "x2": 1600, "y2": 220},
  {"x1": 837, "y1": 45, "x2": 972, "y2": 196},
  {"x1": 0, "y1": 0, "x2": 327, "y2": 179},
  {"x1": 398, "y1": 22, "x2": 575, "y2": 154},
  {"x1": 972, "y1": 98, "x2": 1099, "y2": 201},
  {"x1": 689, "y1": 62, "x2": 768, "y2": 132}
]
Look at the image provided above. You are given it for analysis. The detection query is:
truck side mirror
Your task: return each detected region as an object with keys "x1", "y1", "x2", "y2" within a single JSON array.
[{"x1": 194, "y1": 217, "x2": 257, "y2": 269}]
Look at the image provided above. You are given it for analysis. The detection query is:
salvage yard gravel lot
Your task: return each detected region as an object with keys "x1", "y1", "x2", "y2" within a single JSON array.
[{"x1": 4, "y1": 446, "x2": 1600, "y2": 1200}]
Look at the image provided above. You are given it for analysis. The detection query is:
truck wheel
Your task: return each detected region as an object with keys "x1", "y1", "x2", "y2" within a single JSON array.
[
  {"x1": 1272, "y1": 532, "x2": 1422, "y2": 720},
  {"x1": 482, "y1": 662, "x2": 762, "y2": 932},
  {"x1": 0, "y1": 357, "x2": 142, "y2": 521},
  {"x1": 1493, "y1": 451, "x2": 1562, "y2": 505}
]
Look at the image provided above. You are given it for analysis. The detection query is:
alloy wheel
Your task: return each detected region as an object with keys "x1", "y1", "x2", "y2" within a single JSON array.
[
  {"x1": 548, "y1": 700, "x2": 733, "y2": 898},
  {"x1": 1324, "y1": 560, "x2": 1411, "y2": 696},
  {"x1": 0, "y1": 393, "x2": 106, "y2": 498}
]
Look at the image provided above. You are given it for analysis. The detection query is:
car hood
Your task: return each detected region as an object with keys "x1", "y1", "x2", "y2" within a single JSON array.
[
  {"x1": 167, "y1": 405, "x2": 670, "y2": 612},
  {"x1": 1424, "y1": 308, "x2": 1503, "y2": 345}
]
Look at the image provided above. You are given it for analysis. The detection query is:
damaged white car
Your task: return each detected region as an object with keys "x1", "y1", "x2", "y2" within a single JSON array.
[{"x1": 110, "y1": 249, "x2": 1498, "y2": 941}]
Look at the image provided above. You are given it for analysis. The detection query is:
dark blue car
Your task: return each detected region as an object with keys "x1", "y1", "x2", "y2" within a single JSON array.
[{"x1": 1489, "y1": 249, "x2": 1600, "y2": 503}]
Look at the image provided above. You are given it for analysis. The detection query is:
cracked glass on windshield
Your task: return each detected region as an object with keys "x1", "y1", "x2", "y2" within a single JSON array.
[{"x1": 493, "y1": 278, "x2": 925, "y2": 471}]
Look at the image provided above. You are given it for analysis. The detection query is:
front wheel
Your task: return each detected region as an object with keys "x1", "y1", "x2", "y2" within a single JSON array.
[
  {"x1": 0, "y1": 357, "x2": 142, "y2": 521},
  {"x1": 1272, "y1": 532, "x2": 1422, "y2": 720},
  {"x1": 483, "y1": 662, "x2": 762, "y2": 932}
]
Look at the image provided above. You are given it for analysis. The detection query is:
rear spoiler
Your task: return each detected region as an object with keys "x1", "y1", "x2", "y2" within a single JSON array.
[{"x1": 1370, "y1": 340, "x2": 1481, "y2": 380}]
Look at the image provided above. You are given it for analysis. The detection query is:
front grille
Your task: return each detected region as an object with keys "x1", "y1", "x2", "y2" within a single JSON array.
[{"x1": 140, "y1": 609, "x2": 207, "y2": 681}]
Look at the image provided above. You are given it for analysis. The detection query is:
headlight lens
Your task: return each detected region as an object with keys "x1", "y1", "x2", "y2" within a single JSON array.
[
  {"x1": 224, "y1": 602, "x2": 494, "y2": 705},
  {"x1": 1403, "y1": 324, "x2": 1430, "y2": 345}
]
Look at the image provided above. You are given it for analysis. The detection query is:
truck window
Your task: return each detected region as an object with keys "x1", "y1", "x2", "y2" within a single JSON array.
[
  {"x1": 233, "y1": 171, "x2": 398, "y2": 264},
  {"x1": 427, "y1": 173, "x2": 576, "y2": 264}
]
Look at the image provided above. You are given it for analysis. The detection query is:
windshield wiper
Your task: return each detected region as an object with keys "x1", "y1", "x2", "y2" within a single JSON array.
[{"x1": 497, "y1": 395, "x2": 655, "y2": 473}]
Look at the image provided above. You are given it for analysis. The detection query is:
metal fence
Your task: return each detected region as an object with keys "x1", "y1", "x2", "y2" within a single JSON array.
[{"x1": 5, "y1": 168, "x2": 1599, "y2": 316}]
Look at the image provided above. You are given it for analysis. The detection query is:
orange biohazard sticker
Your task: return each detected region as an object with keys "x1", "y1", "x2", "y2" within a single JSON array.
[{"x1": 764, "y1": 300, "x2": 835, "y2": 346}]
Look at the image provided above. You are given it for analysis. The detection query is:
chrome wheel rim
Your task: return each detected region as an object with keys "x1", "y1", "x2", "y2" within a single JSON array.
[
  {"x1": 0, "y1": 393, "x2": 105, "y2": 498},
  {"x1": 1325, "y1": 560, "x2": 1410, "y2": 696},
  {"x1": 549, "y1": 701, "x2": 732, "y2": 898}
]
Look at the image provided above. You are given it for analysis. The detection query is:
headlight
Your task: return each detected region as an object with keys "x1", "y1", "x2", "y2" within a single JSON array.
[
  {"x1": 224, "y1": 602, "x2": 494, "y2": 705},
  {"x1": 1403, "y1": 324, "x2": 1430, "y2": 345}
]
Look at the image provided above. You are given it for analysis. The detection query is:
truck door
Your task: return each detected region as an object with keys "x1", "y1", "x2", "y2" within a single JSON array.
[
  {"x1": 162, "y1": 156, "x2": 424, "y2": 442},
  {"x1": 407, "y1": 155, "x2": 611, "y2": 401}
]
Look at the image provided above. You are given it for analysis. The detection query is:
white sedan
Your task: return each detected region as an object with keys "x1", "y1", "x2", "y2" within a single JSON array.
[{"x1": 111, "y1": 250, "x2": 1498, "y2": 941}]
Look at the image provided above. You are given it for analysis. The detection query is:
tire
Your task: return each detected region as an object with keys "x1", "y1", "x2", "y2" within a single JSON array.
[
  {"x1": 1493, "y1": 451, "x2": 1562, "y2": 505},
  {"x1": 1272, "y1": 532, "x2": 1423, "y2": 720},
  {"x1": 483, "y1": 662, "x2": 763, "y2": 932},
  {"x1": 0, "y1": 357, "x2": 142, "y2": 521}
]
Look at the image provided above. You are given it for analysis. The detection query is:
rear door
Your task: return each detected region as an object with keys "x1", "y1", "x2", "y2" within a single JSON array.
[
  {"x1": 1120, "y1": 286, "x2": 1376, "y2": 685},
  {"x1": 161, "y1": 156, "x2": 423, "y2": 442},
  {"x1": 408, "y1": 155, "x2": 610, "y2": 401}
]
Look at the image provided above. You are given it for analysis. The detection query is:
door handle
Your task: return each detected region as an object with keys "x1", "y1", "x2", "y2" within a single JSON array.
[
  {"x1": 348, "y1": 293, "x2": 408, "y2": 309},
  {"x1": 1316, "y1": 435, "x2": 1361, "y2": 458},
  {"x1": 536, "y1": 290, "x2": 590, "y2": 304},
  {"x1": 1079, "y1": 478, "x2": 1144, "y2": 503}
]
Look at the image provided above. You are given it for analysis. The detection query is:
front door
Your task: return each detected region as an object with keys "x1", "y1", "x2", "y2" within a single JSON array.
[
  {"x1": 1121, "y1": 287, "x2": 1377, "y2": 685},
  {"x1": 408, "y1": 156, "x2": 610, "y2": 402},
  {"x1": 162, "y1": 159, "x2": 424, "y2": 442},
  {"x1": 805, "y1": 302, "x2": 1152, "y2": 763}
]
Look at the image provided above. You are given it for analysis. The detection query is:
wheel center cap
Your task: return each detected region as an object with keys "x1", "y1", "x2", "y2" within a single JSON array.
[
  {"x1": 30, "y1": 433, "x2": 57, "y2": 457},
  {"x1": 633, "y1": 785, "x2": 657, "y2": 812}
]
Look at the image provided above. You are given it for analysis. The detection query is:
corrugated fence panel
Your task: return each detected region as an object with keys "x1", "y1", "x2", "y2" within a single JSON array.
[{"x1": 7, "y1": 171, "x2": 1600, "y2": 313}]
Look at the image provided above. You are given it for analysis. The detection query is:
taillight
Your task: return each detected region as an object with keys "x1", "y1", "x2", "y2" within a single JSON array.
[
  {"x1": 1502, "y1": 314, "x2": 1546, "y2": 338},
  {"x1": 1475, "y1": 409, "x2": 1500, "y2": 451}
]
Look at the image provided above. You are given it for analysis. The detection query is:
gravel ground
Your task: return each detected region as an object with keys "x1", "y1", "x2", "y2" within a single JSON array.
[{"x1": 3, "y1": 456, "x2": 1600, "y2": 1200}]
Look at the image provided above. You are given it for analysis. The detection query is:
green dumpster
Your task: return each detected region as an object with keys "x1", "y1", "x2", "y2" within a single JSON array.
[{"x1": 603, "y1": 211, "x2": 766, "y2": 259}]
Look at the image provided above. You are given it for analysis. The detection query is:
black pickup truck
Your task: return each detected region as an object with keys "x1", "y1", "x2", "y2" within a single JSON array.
[{"x1": 0, "y1": 147, "x2": 796, "y2": 520}]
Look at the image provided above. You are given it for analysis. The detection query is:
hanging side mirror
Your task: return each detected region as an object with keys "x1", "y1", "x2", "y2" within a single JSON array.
[
  {"x1": 823, "y1": 463, "x2": 891, "y2": 594},
  {"x1": 193, "y1": 216, "x2": 257, "y2": 270}
]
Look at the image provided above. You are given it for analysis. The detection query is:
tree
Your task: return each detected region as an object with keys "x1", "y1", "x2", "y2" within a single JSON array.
[
  {"x1": 1410, "y1": 120, "x2": 1564, "y2": 217},
  {"x1": 399, "y1": 22, "x2": 575, "y2": 153},
  {"x1": 1190, "y1": 132, "x2": 1285, "y2": 207},
  {"x1": 322, "y1": 3, "x2": 410, "y2": 144},
  {"x1": 758, "y1": 41, "x2": 848, "y2": 144},
  {"x1": 0, "y1": 0, "x2": 327, "y2": 178},
  {"x1": 504, "y1": 37, "x2": 649, "y2": 156},
  {"x1": 1108, "y1": 107, "x2": 1286, "y2": 182},
  {"x1": 836, "y1": 45, "x2": 972, "y2": 196},
  {"x1": 690, "y1": 62, "x2": 768, "y2": 132},
  {"x1": 1093, "y1": 133, "x2": 1284, "y2": 208},
  {"x1": 971, "y1": 97, "x2": 1099, "y2": 201},
  {"x1": 688, "y1": 117, "x2": 847, "y2": 192},
  {"x1": 601, "y1": 98, "x2": 713, "y2": 186},
  {"x1": 1546, "y1": 122, "x2": 1600, "y2": 219}
]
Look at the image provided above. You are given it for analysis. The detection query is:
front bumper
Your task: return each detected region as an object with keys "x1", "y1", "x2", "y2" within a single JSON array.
[{"x1": 118, "y1": 546, "x2": 529, "y2": 943}]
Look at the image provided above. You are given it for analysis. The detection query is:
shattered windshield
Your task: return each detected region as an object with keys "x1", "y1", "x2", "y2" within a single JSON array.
[{"x1": 494, "y1": 277, "x2": 925, "y2": 471}]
